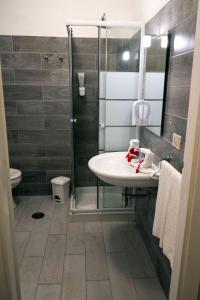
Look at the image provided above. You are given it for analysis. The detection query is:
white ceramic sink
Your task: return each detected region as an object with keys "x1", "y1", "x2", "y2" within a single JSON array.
[{"x1": 88, "y1": 152, "x2": 158, "y2": 188}]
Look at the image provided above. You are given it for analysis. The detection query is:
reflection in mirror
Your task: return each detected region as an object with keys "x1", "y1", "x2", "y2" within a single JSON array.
[{"x1": 143, "y1": 35, "x2": 169, "y2": 136}]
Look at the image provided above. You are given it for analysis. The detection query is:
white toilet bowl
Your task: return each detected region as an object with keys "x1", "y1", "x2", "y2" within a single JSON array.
[{"x1": 10, "y1": 168, "x2": 22, "y2": 207}]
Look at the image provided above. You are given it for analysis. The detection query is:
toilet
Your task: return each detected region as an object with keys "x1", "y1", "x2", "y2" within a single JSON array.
[{"x1": 10, "y1": 168, "x2": 22, "y2": 207}]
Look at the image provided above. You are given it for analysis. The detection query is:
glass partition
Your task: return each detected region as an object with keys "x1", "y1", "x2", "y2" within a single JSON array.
[{"x1": 98, "y1": 27, "x2": 141, "y2": 209}]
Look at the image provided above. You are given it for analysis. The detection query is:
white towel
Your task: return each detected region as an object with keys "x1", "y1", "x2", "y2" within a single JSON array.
[{"x1": 153, "y1": 161, "x2": 182, "y2": 268}]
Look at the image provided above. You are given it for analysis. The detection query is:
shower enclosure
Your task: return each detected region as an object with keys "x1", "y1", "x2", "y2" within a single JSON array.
[{"x1": 67, "y1": 21, "x2": 144, "y2": 213}]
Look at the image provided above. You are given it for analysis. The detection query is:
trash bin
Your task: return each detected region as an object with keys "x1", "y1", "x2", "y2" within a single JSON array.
[{"x1": 51, "y1": 176, "x2": 70, "y2": 203}]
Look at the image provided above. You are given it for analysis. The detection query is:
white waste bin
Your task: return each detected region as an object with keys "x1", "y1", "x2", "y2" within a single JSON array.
[{"x1": 51, "y1": 176, "x2": 70, "y2": 203}]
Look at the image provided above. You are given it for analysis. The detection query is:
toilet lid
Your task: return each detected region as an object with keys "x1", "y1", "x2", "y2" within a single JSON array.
[{"x1": 10, "y1": 168, "x2": 22, "y2": 180}]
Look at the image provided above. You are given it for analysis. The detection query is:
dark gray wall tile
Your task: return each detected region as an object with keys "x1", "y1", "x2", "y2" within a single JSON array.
[
  {"x1": 168, "y1": 51, "x2": 193, "y2": 86},
  {"x1": 0, "y1": 35, "x2": 12, "y2": 52},
  {"x1": 146, "y1": 55, "x2": 166, "y2": 72},
  {"x1": 41, "y1": 53, "x2": 68, "y2": 69},
  {"x1": 1, "y1": 53, "x2": 41, "y2": 69},
  {"x1": 3, "y1": 85, "x2": 43, "y2": 100},
  {"x1": 162, "y1": 113, "x2": 187, "y2": 152},
  {"x1": 45, "y1": 157, "x2": 71, "y2": 170},
  {"x1": 22, "y1": 183, "x2": 51, "y2": 196},
  {"x1": 171, "y1": 14, "x2": 197, "y2": 56},
  {"x1": 9, "y1": 144, "x2": 45, "y2": 157},
  {"x1": 18, "y1": 130, "x2": 70, "y2": 145},
  {"x1": 7, "y1": 130, "x2": 18, "y2": 144},
  {"x1": 72, "y1": 38, "x2": 98, "y2": 54},
  {"x1": 18, "y1": 156, "x2": 70, "y2": 171},
  {"x1": 43, "y1": 101, "x2": 70, "y2": 115},
  {"x1": 44, "y1": 116, "x2": 70, "y2": 129},
  {"x1": 2, "y1": 69, "x2": 14, "y2": 84},
  {"x1": 17, "y1": 101, "x2": 43, "y2": 115},
  {"x1": 73, "y1": 53, "x2": 96, "y2": 70},
  {"x1": 45, "y1": 144, "x2": 70, "y2": 157},
  {"x1": 5, "y1": 101, "x2": 17, "y2": 116},
  {"x1": 165, "y1": 86, "x2": 190, "y2": 118},
  {"x1": 13, "y1": 36, "x2": 67, "y2": 53},
  {"x1": 6, "y1": 116, "x2": 43, "y2": 129},
  {"x1": 22, "y1": 171, "x2": 46, "y2": 183},
  {"x1": 43, "y1": 86, "x2": 69, "y2": 100},
  {"x1": 17, "y1": 100, "x2": 70, "y2": 116},
  {"x1": 2, "y1": 35, "x2": 71, "y2": 195},
  {"x1": 15, "y1": 69, "x2": 69, "y2": 86}
]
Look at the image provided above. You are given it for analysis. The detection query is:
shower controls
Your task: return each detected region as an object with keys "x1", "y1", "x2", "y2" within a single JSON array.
[
  {"x1": 59, "y1": 57, "x2": 64, "y2": 62},
  {"x1": 70, "y1": 118, "x2": 77, "y2": 123},
  {"x1": 44, "y1": 56, "x2": 49, "y2": 62}
]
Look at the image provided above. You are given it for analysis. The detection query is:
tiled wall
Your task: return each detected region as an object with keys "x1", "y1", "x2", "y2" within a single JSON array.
[
  {"x1": 136, "y1": 0, "x2": 198, "y2": 296},
  {"x1": 0, "y1": 36, "x2": 71, "y2": 195},
  {"x1": 140, "y1": 0, "x2": 197, "y2": 172}
]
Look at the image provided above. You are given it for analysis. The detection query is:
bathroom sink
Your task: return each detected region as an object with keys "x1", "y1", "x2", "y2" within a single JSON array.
[{"x1": 88, "y1": 152, "x2": 158, "y2": 188}]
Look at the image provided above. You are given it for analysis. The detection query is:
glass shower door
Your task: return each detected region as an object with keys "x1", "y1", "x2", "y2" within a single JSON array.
[
  {"x1": 69, "y1": 26, "x2": 99, "y2": 211},
  {"x1": 98, "y1": 27, "x2": 141, "y2": 209}
]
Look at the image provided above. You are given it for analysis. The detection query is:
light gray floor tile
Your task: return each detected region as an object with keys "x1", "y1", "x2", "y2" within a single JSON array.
[
  {"x1": 49, "y1": 203, "x2": 68, "y2": 234},
  {"x1": 14, "y1": 197, "x2": 27, "y2": 226},
  {"x1": 24, "y1": 218, "x2": 51, "y2": 257},
  {"x1": 39, "y1": 234, "x2": 66, "y2": 284},
  {"x1": 102, "y1": 222, "x2": 124, "y2": 253},
  {"x1": 39, "y1": 197, "x2": 55, "y2": 218},
  {"x1": 87, "y1": 280, "x2": 113, "y2": 300},
  {"x1": 66, "y1": 223, "x2": 85, "y2": 254},
  {"x1": 122, "y1": 230, "x2": 156, "y2": 278},
  {"x1": 107, "y1": 253, "x2": 138, "y2": 300},
  {"x1": 134, "y1": 278, "x2": 166, "y2": 300},
  {"x1": 20, "y1": 257, "x2": 43, "y2": 300},
  {"x1": 15, "y1": 231, "x2": 30, "y2": 265},
  {"x1": 84, "y1": 222, "x2": 102, "y2": 233},
  {"x1": 85, "y1": 232, "x2": 109, "y2": 280},
  {"x1": 35, "y1": 284, "x2": 61, "y2": 300},
  {"x1": 111, "y1": 221, "x2": 136, "y2": 232},
  {"x1": 16, "y1": 199, "x2": 42, "y2": 232},
  {"x1": 61, "y1": 255, "x2": 86, "y2": 300}
]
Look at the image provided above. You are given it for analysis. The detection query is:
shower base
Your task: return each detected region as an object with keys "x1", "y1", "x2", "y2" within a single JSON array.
[{"x1": 70, "y1": 186, "x2": 135, "y2": 215}]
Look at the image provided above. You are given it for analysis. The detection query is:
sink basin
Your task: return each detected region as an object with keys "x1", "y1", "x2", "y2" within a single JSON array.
[{"x1": 88, "y1": 152, "x2": 158, "y2": 188}]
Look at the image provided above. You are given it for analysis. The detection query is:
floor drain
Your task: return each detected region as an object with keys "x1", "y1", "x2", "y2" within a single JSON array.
[{"x1": 32, "y1": 212, "x2": 45, "y2": 219}]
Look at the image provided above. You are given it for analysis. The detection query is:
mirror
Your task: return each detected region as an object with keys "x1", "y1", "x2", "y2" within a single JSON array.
[{"x1": 143, "y1": 35, "x2": 169, "y2": 136}]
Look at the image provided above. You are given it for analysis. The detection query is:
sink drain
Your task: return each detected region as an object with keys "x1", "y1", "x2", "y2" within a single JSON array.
[{"x1": 32, "y1": 212, "x2": 45, "y2": 219}]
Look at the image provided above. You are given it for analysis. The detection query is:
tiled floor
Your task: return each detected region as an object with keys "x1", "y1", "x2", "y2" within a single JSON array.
[{"x1": 14, "y1": 196, "x2": 166, "y2": 300}]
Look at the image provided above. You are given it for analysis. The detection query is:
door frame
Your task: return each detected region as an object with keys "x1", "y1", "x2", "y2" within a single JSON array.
[
  {"x1": 0, "y1": 63, "x2": 21, "y2": 299},
  {"x1": 169, "y1": 1, "x2": 200, "y2": 299}
]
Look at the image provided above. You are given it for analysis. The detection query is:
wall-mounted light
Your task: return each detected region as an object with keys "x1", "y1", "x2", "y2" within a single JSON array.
[
  {"x1": 143, "y1": 35, "x2": 152, "y2": 48},
  {"x1": 161, "y1": 35, "x2": 168, "y2": 48},
  {"x1": 122, "y1": 51, "x2": 130, "y2": 61}
]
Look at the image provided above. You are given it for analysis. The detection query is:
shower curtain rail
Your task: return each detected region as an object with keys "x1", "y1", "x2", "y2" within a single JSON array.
[{"x1": 66, "y1": 20, "x2": 144, "y2": 28}]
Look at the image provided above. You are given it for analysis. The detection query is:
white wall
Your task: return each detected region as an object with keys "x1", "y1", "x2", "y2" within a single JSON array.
[{"x1": 0, "y1": 0, "x2": 169, "y2": 37}]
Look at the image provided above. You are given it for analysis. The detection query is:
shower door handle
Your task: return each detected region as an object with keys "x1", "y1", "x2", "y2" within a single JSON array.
[{"x1": 99, "y1": 123, "x2": 105, "y2": 128}]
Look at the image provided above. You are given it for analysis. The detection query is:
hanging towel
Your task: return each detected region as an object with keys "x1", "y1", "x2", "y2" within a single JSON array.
[{"x1": 153, "y1": 160, "x2": 182, "y2": 268}]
